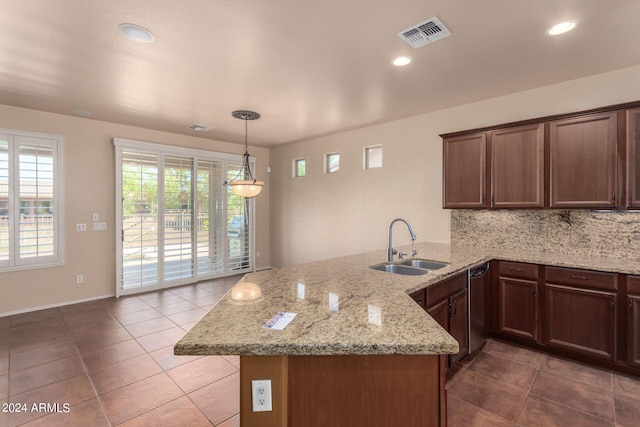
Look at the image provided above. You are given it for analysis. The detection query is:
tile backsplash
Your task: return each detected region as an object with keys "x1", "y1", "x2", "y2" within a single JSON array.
[{"x1": 451, "y1": 209, "x2": 640, "y2": 259}]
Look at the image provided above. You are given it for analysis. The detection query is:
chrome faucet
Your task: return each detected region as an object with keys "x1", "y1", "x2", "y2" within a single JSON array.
[{"x1": 387, "y1": 218, "x2": 417, "y2": 262}]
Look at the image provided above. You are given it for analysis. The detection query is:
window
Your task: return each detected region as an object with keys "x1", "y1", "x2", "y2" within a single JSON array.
[
  {"x1": 365, "y1": 145, "x2": 382, "y2": 169},
  {"x1": 326, "y1": 153, "x2": 340, "y2": 173},
  {"x1": 0, "y1": 130, "x2": 64, "y2": 272},
  {"x1": 294, "y1": 158, "x2": 306, "y2": 177}
]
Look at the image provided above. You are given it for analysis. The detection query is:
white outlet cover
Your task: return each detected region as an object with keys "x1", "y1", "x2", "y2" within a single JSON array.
[{"x1": 251, "y1": 379, "x2": 272, "y2": 412}]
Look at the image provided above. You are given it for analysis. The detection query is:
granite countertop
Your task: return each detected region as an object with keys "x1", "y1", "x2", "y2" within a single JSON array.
[{"x1": 174, "y1": 241, "x2": 640, "y2": 357}]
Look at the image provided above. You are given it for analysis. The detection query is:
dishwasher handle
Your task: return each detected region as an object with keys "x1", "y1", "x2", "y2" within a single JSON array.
[{"x1": 469, "y1": 263, "x2": 490, "y2": 278}]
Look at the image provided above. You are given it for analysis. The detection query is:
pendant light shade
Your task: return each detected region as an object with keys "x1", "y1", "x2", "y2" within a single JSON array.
[{"x1": 227, "y1": 110, "x2": 264, "y2": 198}]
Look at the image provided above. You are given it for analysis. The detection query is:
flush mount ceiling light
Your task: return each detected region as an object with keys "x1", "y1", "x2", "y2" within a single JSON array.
[
  {"x1": 392, "y1": 56, "x2": 412, "y2": 67},
  {"x1": 546, "y1": 20, "x2": 578, "y2": 36},
  {"x1": 118, "y1": 23, "x2": 154, "y2": 43},
  {"x1": 225, "y1": 110, "x2": 264, "y2": 198}
]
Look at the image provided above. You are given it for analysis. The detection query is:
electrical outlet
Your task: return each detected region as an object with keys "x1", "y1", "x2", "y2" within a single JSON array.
[
  {"x1": 251, "y1": 379, "x2": 272, "y2": 412},
  {"x1": 76, "y1": 275, "x2": 84, "y2": 284},
  {"x1": 75, "y1": 223, "x2": 87, "y2": 232}
]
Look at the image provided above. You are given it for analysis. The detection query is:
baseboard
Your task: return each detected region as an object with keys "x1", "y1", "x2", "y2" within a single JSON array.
[{"x1": 0, "y1": 293, "x2": 116, "y2": 318}]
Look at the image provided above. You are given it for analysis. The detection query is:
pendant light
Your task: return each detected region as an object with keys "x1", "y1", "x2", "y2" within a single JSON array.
[{"x1": 227, "y1": 110, "x2": 264, "y2": 198}]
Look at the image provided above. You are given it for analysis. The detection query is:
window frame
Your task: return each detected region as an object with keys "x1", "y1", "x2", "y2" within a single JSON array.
[
  {"x1": 325, "y1": 152, "x2": 340, "y2": 174},
  {"x1": 364, "y1": 145, "x2": 383, "y2": 169},
  {"x1": 0, "y1": 129, "x2": 65, "y2": 272},
  {"x1": 293, "y1": 158, "x2": 306, "y2": 177}
]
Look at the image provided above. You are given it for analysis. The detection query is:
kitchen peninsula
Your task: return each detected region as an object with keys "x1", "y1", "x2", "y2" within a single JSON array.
[
  {"x1": 175, "y1": 241, "x2": 640, "y2": 427},
  {"x1": 175, "y1": 242, "x2": 466, "y2": 427}
]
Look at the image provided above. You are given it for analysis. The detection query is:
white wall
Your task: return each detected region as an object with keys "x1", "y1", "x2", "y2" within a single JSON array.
[
  {"x1": 269, "y1": 65, "x2": 640, "y2": 267},
  {"x1": 0, "y1": 105, "x2": 270, "y2": 315}
]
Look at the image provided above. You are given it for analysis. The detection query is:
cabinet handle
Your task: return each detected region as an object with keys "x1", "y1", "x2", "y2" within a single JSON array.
[
  {"x1": 509, "y1": 267, "x2": 523, "y2": 272},
  {"x1": 630, "y1": 299, "x2": 634, "y2": 313},
  {"x1": 570, "y1": 275, "x2": 588, "y2": 280},
  {"x1": 452, "y1": 300, "x2": 458, "y2": 315},
  {"x1": 611, "y1": 296, "x2": 616, "y2": 311},
  {"x1": 532, "y1": 284, "x2": 536, "y2": 297}
]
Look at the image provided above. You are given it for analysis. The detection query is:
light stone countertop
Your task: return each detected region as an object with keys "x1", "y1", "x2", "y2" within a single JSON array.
[{"x1": 174, "y1": 241, "x2": 640, "y2": 357}]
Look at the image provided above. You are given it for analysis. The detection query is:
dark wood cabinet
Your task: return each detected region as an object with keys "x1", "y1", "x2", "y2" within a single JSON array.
[
  {"x1": 627, "y1": 276, "x2": 640, "y2": 367},
  {"x1": 626, "y1": 108, "x2": 640, "y2": 208},
  {"x1": 427, "y1": 298, "x2": 449, "y2": 331},
  {"x1": 497, "y1": 261, "x2": 539, "y2": 342},
  {"x1": 449, "y1": 288, "x2": 468, "y2": 364},
  {"x1": 498, "y1": 276, "x2": 538, "y2": 342},
  {"x1": 490, "y1": 124, "x2": 544, "y2": 208},
  {"x1": 410, "y1": 288, "x2": 426, "y2": 310},
  {"x1": 416, "y1": 272, "x2": 469, "y2": 370},
  {"x1": 549, "y1": 112, "x2": 618, "y2": 208},
  {"x1": 443, "y1": 133, "x2": 486, "y2": 208},
  {"x1": 544, "y1": 267, "x2": 618, "y2": 361}
]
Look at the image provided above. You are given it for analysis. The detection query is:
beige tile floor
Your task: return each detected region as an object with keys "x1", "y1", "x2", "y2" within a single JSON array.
[{"x1": 1, "y1": 275, "x2": 640, "y2": 426}]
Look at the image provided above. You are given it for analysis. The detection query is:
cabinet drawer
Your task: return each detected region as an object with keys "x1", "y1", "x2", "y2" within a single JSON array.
[
  {"x1": 545, "y1": 266, "x2": 616, "y2": 291},
  {"x1": 499, "y1": 261, "x2": 538, "y2": 280},
  {"x1": 628, "y1": 276, "x2": 640, "y2": 294},
  {"x1": 426, "y1": 273, "x2": 467, "y2": 308}
]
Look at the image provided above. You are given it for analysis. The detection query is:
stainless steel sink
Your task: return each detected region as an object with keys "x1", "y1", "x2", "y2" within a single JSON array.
[
  {"x1": 400, "y1": 259, "x2": 450, "y2": 270},
  {"x1": 369, "y1": 263, "x2": 430, "y2": 276}
]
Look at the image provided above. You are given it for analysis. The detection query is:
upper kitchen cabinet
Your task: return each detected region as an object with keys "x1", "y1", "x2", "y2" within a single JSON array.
[
  {"x1": 627, "y1": 108, "x2": 640, "y2": 209},
  {"x1": 443, "y1": 133, "x2": 486, "y2": 208},
  {"x1": 490, "y1": 124, "x2": 544, "y2": 208},
  {"x1": 549, "y1": 112, "x2": 619, "y2": 209}
]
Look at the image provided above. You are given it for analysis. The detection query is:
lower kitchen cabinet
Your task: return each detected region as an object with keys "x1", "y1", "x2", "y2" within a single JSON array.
[
  {"x1": 413, "y1": 272, "x2": 469, "y2": 371},
  {"x1": 497, "y1": 261, "x2": 539, "y2": 342},
  {"x1": 544, "y1": 283, "x2": 617, "y2": 361},
  {"x1": 627, "y1": 276, "x2": 640, "y2": 367},
  {"x1": 448, "y1": 288, "x2": 469, "y2": 364},
  {"x1": 544, "y1": 266, "x2": 618, "y2": 361}
]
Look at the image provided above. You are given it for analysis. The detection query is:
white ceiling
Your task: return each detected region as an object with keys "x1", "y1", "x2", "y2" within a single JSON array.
[{"x1": 1, "y1": 0, "x2": 640, "y2": 147}]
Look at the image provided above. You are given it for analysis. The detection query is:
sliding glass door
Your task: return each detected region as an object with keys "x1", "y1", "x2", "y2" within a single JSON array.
[{"x1": 115, "y1": 139, "x2": 254, "y2": 296}]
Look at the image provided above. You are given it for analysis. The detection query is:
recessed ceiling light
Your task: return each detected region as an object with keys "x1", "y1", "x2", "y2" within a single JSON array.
[
  {"x1": 392, "y1": 56, "x2": 412, "y2": 67},
  {"x1": 118, "y1": 23, "x2": 154, "y2": 43},
  {"x1": 546, "y1": 20, "x2": 578, "y2": 36}
]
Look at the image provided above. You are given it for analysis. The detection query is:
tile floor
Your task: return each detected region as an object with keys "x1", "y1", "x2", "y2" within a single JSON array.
[
  {"x1": 0, "y1": 275, "x2": 243, "y2": 426},
  {"x1": 447, "y1": 339, "x2": 640, "y2": 427},
  {"x1": 1, "y1": 275, "x2": 640, "y2": 426}
]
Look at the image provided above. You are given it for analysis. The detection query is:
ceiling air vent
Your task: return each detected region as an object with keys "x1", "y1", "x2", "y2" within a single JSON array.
[
  {"x1": 397, "y1": 16, "x2": 451, "y2": 48},
  {"x1": 188, "y1": 123, "x2": 214, "y2": 131}
]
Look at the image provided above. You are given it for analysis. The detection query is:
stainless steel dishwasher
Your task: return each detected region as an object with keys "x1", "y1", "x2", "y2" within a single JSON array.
[{"x1": 468, "y1": 263, "x2": 490, "y2": 353}]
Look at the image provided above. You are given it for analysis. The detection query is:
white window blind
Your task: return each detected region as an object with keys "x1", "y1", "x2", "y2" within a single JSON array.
[
  {"x1": 115, "y1": 138, "x2": 255, "y2": 295},
  {"x1": 0, "y1": 130, "x2": 63, "y2": 271}
]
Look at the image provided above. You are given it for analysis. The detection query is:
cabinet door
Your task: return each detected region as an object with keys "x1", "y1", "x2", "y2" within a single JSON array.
[
  {"x1": 549, "y1": 112, "x2": 618, "y2": 208},
  {"x1": 427, "y1": 298, "x2": 449, "y2": 330},
  {"x1": 443, "y1": 133, "x2": 487, "y2": 208},
  {"x1": 499, "y1": 277, "x2": 538, "y2": 342},
  {"x1": 449, "y1": 289, "x2": 469, "y2": 364},
  {"x1": 627, "y1": 108, "x2": 640, "y2": 209},
  {"x1": 628, "y1": 295, "x2": 640, "y2": 367},
  {"x1": 545, "y1": 284, "x2": 617, "y2": 361},
  {"x1": 490, "y1": 124, "x2": 544, "y2": 208}
]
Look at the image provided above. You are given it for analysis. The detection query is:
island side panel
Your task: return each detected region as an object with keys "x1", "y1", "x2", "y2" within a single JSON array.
[
  {"x1": 287, "y1": 354, "x2": 443, "y2": 427},
  {"x1": 240, "y1": 356, "x2": 288, "y2": 427}
]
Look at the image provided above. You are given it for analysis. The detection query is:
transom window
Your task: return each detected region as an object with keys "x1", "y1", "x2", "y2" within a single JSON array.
[
  {"x1": 294, "y1": 158, "x2": 306, "y2": 177},
  {"x1": 326, "y1": 153, "x2": 340, "y2": 173},
  {"x1": 365, "y1": 145, "x2": 383, "y2": 169}
]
